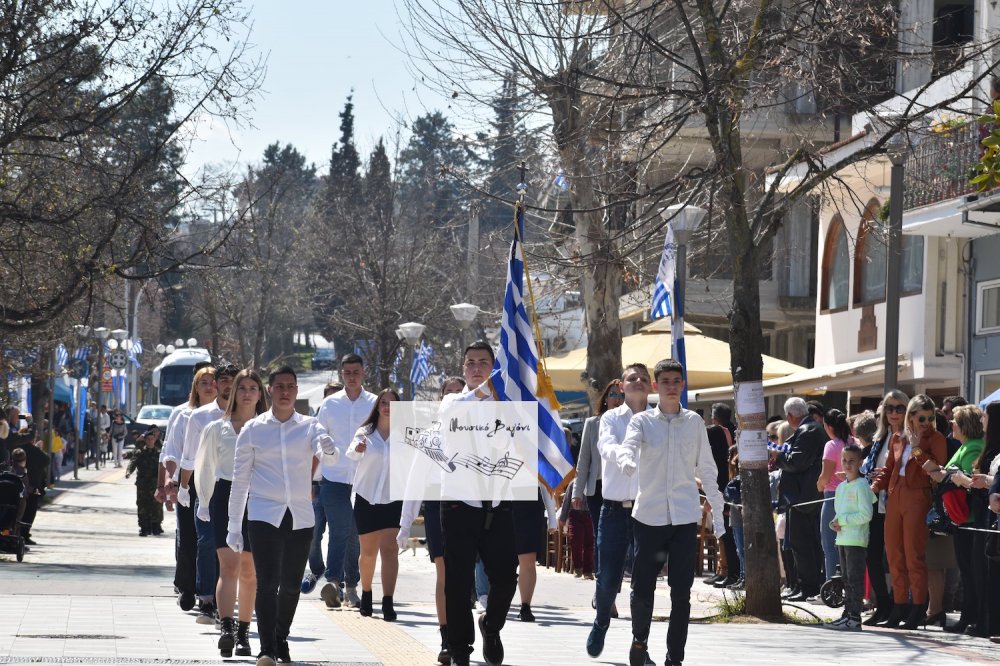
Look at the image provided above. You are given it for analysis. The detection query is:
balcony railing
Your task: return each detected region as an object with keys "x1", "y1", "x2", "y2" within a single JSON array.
[{"x1": 903, "y1": 120, "x2": 980, "y2": 210}]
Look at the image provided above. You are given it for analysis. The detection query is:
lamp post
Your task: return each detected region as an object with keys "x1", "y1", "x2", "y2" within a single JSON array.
[
  {"x1": 450, "y1": 303, "x2": 480, "y2": 356},
  {"x1": 399, "y1": 321, "x2": 426, "y2": 399},
  {"x1": 884, "y1": 134, "x2": 908, "y2": 393},
  {"x1": 108, "y1": 329, "x2": 128, "y2": 412}
]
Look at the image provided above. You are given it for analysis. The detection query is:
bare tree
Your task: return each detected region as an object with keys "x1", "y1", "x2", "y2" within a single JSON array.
[{"x1": 403, "y1": 0, "x2": 1000, "y2": 616}]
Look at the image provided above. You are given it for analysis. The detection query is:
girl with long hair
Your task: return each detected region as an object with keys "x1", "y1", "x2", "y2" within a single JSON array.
[
  {"x1": 817, "y1": 409, "x2": 853, "y2": 581},
  {"x1": 195, "y1": 369, "x2": 268, "y2": 657},
  {"x1": 347, "y1": 388, "x2": 404, "y2": 620}
]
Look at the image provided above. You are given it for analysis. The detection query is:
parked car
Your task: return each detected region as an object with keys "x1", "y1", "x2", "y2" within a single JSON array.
[
  {"x1": 311, "y1": 348, "x2": 337, "y2": 370},
  {"x1": 136, "y1": 404, "x2": 173, "y2": 432},
  {"x1": 121, "y1": 412, "x2": 156, "y2": 448}
]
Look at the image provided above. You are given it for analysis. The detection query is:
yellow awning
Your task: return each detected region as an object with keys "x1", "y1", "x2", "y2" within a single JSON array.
[{"x1": 544, "y1": 321, "x2": 805, "y2": 392}]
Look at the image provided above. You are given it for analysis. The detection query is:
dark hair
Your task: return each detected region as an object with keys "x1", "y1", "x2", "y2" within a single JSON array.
[
  {"x1": 438, "y1": 376, "x2": 466, "y2": 399},
  {"x1": 323, "y1": 382, "x2": 344, "y2": 398},
  {"x1": 943, "y1": 395, "x2": 968, "y2": 410},
  {"x1": 842, "y1": 443, "x2": 865, "y2": 458},
  {"x1": 226, "y1": 369, "x2": 269, "y2": 418},
  {"x1": 267, "y1": 365, "x2": 297, "y2": 385},
  {"x1": 193, "y1": 360, "x2": 214, "y2": 372},
  {"x1": 215, "y1": 361, "x2": 240, "y2": 379},
  {"x1": 977, "y1": 401, "x2": 1000, "y2": 474},
  {"x1": 360, "y1": 388, "x2": 401, "y2": 433},
  {"x1": 340, "y1": 352, "x2": 364, "y2": 368},
  {"x1": 623, "y1": 362, "x2": 650, "y2": 379},
  {"x1": 464, "y1": 340, "x2": 495, "y2": 363},
  {"x1": 807, "y1": 400, "x2": 826, "y2": 419},
  {"x1": 934, "y1": 410, "x2": 951, "y2": 437},
  {"x1": 823, "y1": 409, "x2": 851, "y2": 442},
  {"x1": 11, "y1": 448, "x2": 25, "y2": 463},
  {"x1": 712, "y1": 403, "x2": 733, "y2": 426},
  {"x1": 653, "y1": 359, "x2": 684, "y2": 381},
  {"x1": 597, "y1": 379, "x2": 623, "y2": 415}
]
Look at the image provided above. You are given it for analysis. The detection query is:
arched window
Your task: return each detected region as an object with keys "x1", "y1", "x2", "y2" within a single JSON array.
[
  {"x1": 854, "y1": 199, "x2": 887, "y2": 305},
  {"x1": 821, "y1": 215, "x2": 850, "y2": 311}
]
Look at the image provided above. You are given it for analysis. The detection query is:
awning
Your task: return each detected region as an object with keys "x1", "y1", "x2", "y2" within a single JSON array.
[
  {"x1": 903, "y1": 192, "x2": 1000, "y2": 238},
  {"x1": 543, "y1": 319, "x2": 805, "y2": 392},
  {"x1": 690, "y1": 357, "x2": 893, "y2": 402}
]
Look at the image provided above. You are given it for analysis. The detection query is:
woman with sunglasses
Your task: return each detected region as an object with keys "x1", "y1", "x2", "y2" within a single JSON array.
[
  {"x1": 571, "y1": 380, "x2": 625, "y2": 582},
  {"x1": 871, "y1": 394, "x2": 947, "y2": 629}
]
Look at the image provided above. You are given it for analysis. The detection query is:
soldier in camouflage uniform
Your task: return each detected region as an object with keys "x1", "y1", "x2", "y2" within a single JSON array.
[{"x1": 126, "y1": 428, "x2": 164, "y2": 536}]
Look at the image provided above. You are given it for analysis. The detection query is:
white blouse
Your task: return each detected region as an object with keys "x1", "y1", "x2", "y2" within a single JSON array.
[
  {"x1": 347, "y1": 427, "x2": 393, "y2": 505},
  {"x1": 195, "y1": 418, "x2": 239, "y2": 512}
]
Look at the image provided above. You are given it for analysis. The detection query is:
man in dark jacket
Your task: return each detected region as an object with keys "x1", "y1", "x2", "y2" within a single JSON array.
[
  {"x1": 21, "y1": 435, "x2": 50, "y2": 546},
  {"x1": 776, "y1": 397, "x2": 825, "y2": 600}
]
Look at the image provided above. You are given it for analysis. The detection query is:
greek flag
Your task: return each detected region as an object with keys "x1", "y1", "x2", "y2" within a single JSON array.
[
  {"x1": 74, "y1": 345, "x2": 90, "y2": 361},
  {"x1": 132, "y1": 339, "x2": 143, "y2": 355},
  {"x1": 650, "y1": 226, "x2": 676, "y2": 320},
  {"x1": 553, "y1": 170, "x2": 569, "y2": 191},
  {"x1": 56, "y1": 343, "x2": 69, "y2": 370},
  {"x1": 389, "y1": 347, "x2": 404, "y2": 385},
  {"x1": 410, "y1": 341, "x2": 433, "y2": 387},
  {"x1": 492, "y1": 203, "x2": 575, "y2": 493}
]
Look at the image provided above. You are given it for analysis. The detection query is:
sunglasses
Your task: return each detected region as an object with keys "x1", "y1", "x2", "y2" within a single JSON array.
[
  {"x1": 884, "y1": 404, "x2": 906, "y2": 414},
  {"x1": 914, "y1": 415, "x2": 934, "y2": 424},
  {"x1": 608, "y1": 392, "x2": 625, "y2": 399}
]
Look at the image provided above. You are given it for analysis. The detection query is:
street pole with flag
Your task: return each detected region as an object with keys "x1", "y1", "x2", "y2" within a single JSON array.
[{"x1": 490, "y1": 163, "x2": 575, "y2": 494}]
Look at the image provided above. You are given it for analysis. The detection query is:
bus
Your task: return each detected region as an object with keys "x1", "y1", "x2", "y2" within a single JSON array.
[{"x1": 151, "y1": 347, "x2": 213, "y2": 406}]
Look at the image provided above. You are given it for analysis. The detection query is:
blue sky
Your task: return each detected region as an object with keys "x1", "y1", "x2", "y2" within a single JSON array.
[{"x1": 185, "y1": 0, "x2": 457, "y2": 175}]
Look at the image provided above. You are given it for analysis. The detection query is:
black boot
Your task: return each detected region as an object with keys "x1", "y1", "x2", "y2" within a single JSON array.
[
  {"x1": 863, "y1": 598, "x2": 893, "y2": 626},
  {"x1": 437, "y1": 625, "x2": 451, "y2": 665},
  {"x1": 900, "y1": 603, "x2": 929, "y2": 630},
  {"x1": 381, "y1": 595, "x2": 397, "y2": 621},
  {"x1": 138, "y1": 518, "x2": 149, "y2": 537},
  {"x1": 359, "y1": 590, "x2": 373, "y2": 617},
  {"x1": 880, "y1": 603, "x2": 911, "y2": 629},
  {"x1": 218, "y1": 617, "x2": 235, "y2": 658},
  {"x1": 152, "y1": 522, "x2": 163, "y2": 536},
  {"x1": 235, "y1": 621, "x2": 252, "y2": 656}
]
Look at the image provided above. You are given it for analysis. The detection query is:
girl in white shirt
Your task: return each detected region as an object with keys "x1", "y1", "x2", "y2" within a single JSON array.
[
  {"x1": 195, "y1": 369, "x2": 267, "y2": 658},
  {"x1": 347, "y1": 388, "x2": 403, "y2": 620}
]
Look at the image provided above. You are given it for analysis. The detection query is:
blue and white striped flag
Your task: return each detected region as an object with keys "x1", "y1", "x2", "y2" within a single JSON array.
[
  {"x1": 74, "y1": 345, "x2": 90, "y2": 361},
  {"x1": 389, "y1": 347, "x2": 404, "y2": 385},
  {"x1": 491, "y1": 203, "x2": 575, "y2": 493},
  {"x1": 132, "y1": 339, "x2": 143, "y2": 355},
  {"x1": 56, "y1": 343, "x2": 69, "y2": 370},
  {"x1": 410, "y1": 341, "x2": 434, "y2": 387},
  {"x1": 650, "y1": 225, "x2": 676, "y2": 320}
]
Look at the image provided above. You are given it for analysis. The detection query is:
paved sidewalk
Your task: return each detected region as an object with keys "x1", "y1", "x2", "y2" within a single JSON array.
[{"x1": 2, "y1": 464, "x2": 998, "y2": 665}]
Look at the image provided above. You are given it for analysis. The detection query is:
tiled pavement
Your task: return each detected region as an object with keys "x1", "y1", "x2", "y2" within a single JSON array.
[{"x1": 2, "y1": 464, "x2": 999, "y2": 665}]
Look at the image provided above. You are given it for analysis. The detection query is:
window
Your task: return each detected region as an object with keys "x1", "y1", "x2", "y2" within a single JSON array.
[
  {"x1": 854, "y1": 200, "x2": 887, "y2": 305},
  {"x1": 977, "y1": 279, "x2": 1000, "y2": 334},
  {"x1": 821, "y1": 215, "x2": 850, "y2": 311},
  {"x1": 900, "y1": 236, "x2": 924, "y2": 294},
  {"x1": 976, "y1": 369, "x2": 1000, "y2": 404}
]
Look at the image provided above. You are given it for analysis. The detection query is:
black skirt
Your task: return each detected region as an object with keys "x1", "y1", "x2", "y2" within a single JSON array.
[
  {"x1": 512, "y1": 492, "x2": 545, "y2": 555},
  {"x1": 210, "y1": 478, "x2": 252, "y2": 553},
  {"x1": 353, "y1": 494, "x2": 403, "y2": 535}
]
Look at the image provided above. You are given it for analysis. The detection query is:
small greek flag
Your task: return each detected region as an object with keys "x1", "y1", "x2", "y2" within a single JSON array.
[
  {"x1": 56, "y1": 343, "x2": 69, "y2": 370},
  {"x1": 74, "y1": 345, "x2": 91, "y2": 361},
  {"x1": 554, "y1": 170, "x2": 569, "y2": 191},
  {"x1": 409, "y1": 341, "x2": 434, "y2": 387},
  {"x1": 650, "y1": 226, "x2": 676, "y2": 320},
  {"x1": 132, "y1": 339, "x2": 143, "y2": 355}
]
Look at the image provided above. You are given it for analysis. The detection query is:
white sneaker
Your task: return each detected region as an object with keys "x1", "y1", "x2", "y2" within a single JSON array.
[
  {"x1": 344, "y1": 587, "x2": 361, "y2": 608},
  {"x1": 478, "y1": 594, "x2": 489, "y2": 611},
  {"x1": 826, "y1": 616, "x2": 862, "y2": 631},
  {"x1": 320, "y1": 582, "x2": 342, "y2": 609}
]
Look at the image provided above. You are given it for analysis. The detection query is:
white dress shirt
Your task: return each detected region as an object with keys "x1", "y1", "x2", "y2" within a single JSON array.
[
  {"x1": 195, "y1": 418, "x2": 238, "y2": 512},
  {"x1": 617, "y1": 406, "x2": 725, "y2": 536},
  {"x1": 227, "y1": 410, "x2": 339, "y2": 532},
  {"x1": 316, "y1": 388, "x2": 377, "y2": 484},
  {"x1": 597, "y1": 403, "x2": 651, "y2": 502},
  {"x1": 160, "y1": 405, "x2": 192, "y2": 467},
  {"x1": 442, "y1": 384, "x2": 497, "y2": 508},
  {"x1": 347, "y1": 427, "x2": 394, "y2": 504},
  {"x1": 99, "y1": 412, "x2": 111, "y2": 431},
  {"x1": 180, "y1": 400, "x2": 225, "y2": 471}
]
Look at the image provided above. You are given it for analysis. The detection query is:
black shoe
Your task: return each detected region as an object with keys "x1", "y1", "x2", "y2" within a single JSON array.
[
  {"x1": 924, "y1": 611, "x2": 947, "y2": 629},
  {"x1": 218, "y1": 617, "x2": 235, "y2": 658},
  {"x1": 863, "y1": 603, "x2": 892, "y2": 626},
  {"x1": 478, "y1": 613, "x2": 504, "y2": 666},
  {"x1": 727, "y1": 578, "x2": 745, "y2": 591},
  {"x1": 518, "y1": 603, "x2": 535, "y2": 622},
  {"x1": 880, "y1": 603, "x2": 911, "y2": 629},
  {"x1": 703, "y1": 573, "x2": 723, "y2": 585},
  {"x1": 786, "y1": 592, "x2": 812, "y2": 602},
  {"x1": 359, "y1": 590, "x2": 373, "y2": 617},
  {"x1": 900, "y1": 603, "x2": 928, "y2": 630},
  {"x1": 196, "y1": 601, "x2": 217, "y2": 625},
  {"x1": 152, "y1": 523, "x2": 163, "y2": 535},
  {"x1": 713, "y1": 577, "x2": 738, "y2": 589},
  {"x1": 382, "y1": 595, "x2": 397, "y2": 622},
  {"x1": 437, "y1": 625, "x2": 451, "y2": 665},
  {"x1": 24, "y1": 536, "x2": 37, "y2": 546},
  {"x1": 236, "y1": 621, "x2": 252, "y2": 657},
  {"x1": 451, "y1": 652, "x2": 470, "y2": 666},
  {"x1": 178, "y1": 591, "x2": 196, "y2": 612},
  {"x1": 944, "y1": 619, "x2": 969, "y2": 634},
  {"x1": 628, "y1": 639, "x2": 650, "y2": 666},
  {"x1": 275, "y1": 637, "x2": 291, "y2": 664},
  {"x1": 139, "y1": 527, "x2": 149, "y2": 537}
]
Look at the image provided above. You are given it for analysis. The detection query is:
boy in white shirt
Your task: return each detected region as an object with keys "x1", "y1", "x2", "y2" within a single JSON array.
[{"x1": 617, "y1": 359, "x2": 725, "y2": 666}]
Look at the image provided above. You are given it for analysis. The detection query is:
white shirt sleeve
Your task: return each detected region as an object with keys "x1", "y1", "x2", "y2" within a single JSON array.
[
  {"x1": 597, "y1": 410, "x2": 620, "y2": 463},
  {"x1": 227, "y1": 422, "x2": 254, "y2": 534},
  {"x1": 195, "y1": 421, "x2": 220, "y2": 510},
  {"x1": 180, "y1": 411, "x2": 201, "y2": 471},
  {"x1": 540, "y1": 486, "x2": 559, "y2": 530},
  {"x1": 312, "y1": 421, "x2": 339, "y2": 462},
  {"x1": 617, "y1": 416, "x2": 641, "y2": 476},
  {"x1": 346, "y1": 428, "x2": 367, "y2": 461},
  {"x1": 400, "y1": 500, "x2": 420, "y2": 529}
]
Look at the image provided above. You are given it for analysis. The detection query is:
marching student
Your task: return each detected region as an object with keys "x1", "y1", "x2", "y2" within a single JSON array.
[
  {"x1": 315, "y1": 353, "x2": 377, "y2": 609},
  {"x1": 227, "y1": 366, "x2": 339, "y2": 666},
  {"x1": 617, "y1": 359, "x2": 725, "y2": 666},
  {"x1": 347, "y1": 388, "x2": 404, "y2": 620},
  {"x1": 586, "y1": 363, "x2": 653, "y2": 659},
  {"x1": 302, "y1": 381, "x2": 344, "y2": 595},
  {"x1": 195, "y1": 369, "x2": 269, "y2": 658},
  {"x1": 177, "y1": 362, "x2": 238, "y2": 624}
]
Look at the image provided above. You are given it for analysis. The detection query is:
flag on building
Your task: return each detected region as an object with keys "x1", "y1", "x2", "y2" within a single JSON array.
[
  {"x1": 491, "y1": 203, "x2": 575, "y2": 493},
  {"x1": 650, "y1": 226, "x2": 676, "y2": 320}
]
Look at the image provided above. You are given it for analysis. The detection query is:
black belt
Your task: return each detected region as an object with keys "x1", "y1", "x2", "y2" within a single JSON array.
[{"x1": 603, "y1": 499, "x2": 634, "y2": 509}]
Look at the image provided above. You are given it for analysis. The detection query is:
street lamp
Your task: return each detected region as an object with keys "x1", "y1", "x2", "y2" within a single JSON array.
[
  {"x1": 450, "y1": 303, "x2": 480, "y2": 355},
  {"x1": 398, "y1": 322, "x2": 426, "y2": 399},
  {"x1": 884, "y1": 133, "x2": 909, "y2": 393}
]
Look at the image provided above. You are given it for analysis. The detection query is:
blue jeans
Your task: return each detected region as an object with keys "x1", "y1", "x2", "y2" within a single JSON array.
[
  {"x1": 820, "y1": 490, "x2": 838, "y2": 579},
  {"x1": 594, "y1": 500, "x2": 633, "y2": 626},
  {"x1": 320, "y1": 480, "x2": 360, "y2": 587},
  {"x1": 194, "y1": 497, "x2": 218, "y2": 599},
  {"x1": 733, "y1": 524, "x2": 745, "y2": 577},
  {"x1": 475, "y1": 558, "x2": 489, "y2": 597},
  {"x1": 307, "y1": 484, "x2": 326, "y2": 577}
]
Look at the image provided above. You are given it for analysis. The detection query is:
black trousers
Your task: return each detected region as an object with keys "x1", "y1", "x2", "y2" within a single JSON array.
[
  {"x1": 953, "y1": 528, "x2": 978, "y2": 624},
  {"x1": 22, "y1": 493, "x2": 39, "y2": 535},
  {"x1": 173, "y1": 479, "x2": 198, "y2": 596},
  {"x1": 719, "y1": 510, "x2": 739, "y2": 578},
  {"x1": 865, "y1": 510, "x2": 890, "y2": 607},
  {"x1": 442, "y1": 501, "x2": 517, "y2": 659},
  {"x1": 249, "y1": 511, "x2": 313, "y2": 655},
  {"x1": 630, "y1": 521, "x2": 697, "y2": 664},
  {"x1": 788, "y1": 507, "x2": 823, "y2": 595}
]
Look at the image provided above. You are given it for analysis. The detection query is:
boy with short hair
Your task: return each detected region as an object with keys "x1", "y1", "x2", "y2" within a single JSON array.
[{"x1": 617, "y1": 359, "x2": 725, "y2": 666}]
